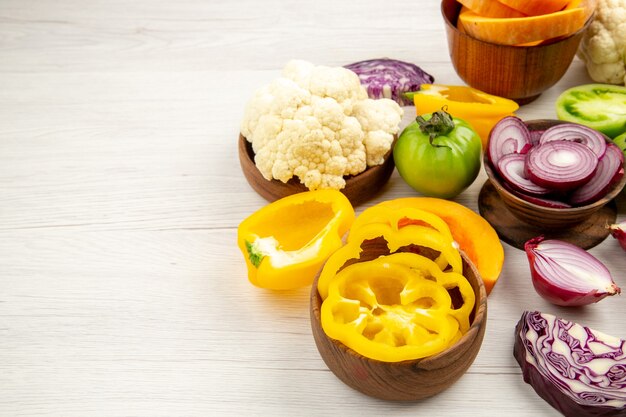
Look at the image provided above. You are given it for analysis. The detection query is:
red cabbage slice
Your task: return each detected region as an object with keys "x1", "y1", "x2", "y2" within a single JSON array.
[
  {"x1": 514, "y1": 311, "x2": 626, "y2": 417},
  {"x1": 344, "y1": 58, "x2": 434, "y2": 106}
]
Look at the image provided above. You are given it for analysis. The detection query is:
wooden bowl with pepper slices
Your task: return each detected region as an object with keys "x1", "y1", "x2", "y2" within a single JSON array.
[
  {"x1": 238, "y1": 134, "x2": 397, "y2": 207},
  {"x1": 309, "y1": 235, "x2": 487, "y2": 401}
]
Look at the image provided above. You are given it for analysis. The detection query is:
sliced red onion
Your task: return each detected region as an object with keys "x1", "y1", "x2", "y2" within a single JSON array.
[
  {"x1": 529, "y1": 129, "x2": 544, "y2": 147},
  {"x1": 569, "y1": 142, "x2": 625, "y2": 206},
  {"x1": 525, "y1": 141, "x2": 598, "y2": 191},
  {"x1": 503, "y1": 183, "x2": 572, "y2": 208},
  {"x1": 487, "y1": 116, "x2": 532, "y2": 168},
  {"x1": 497, "y1": 153, "x2": 551, "y2": 195},
  {"x1": 344, "y1": 58, "x2": 434, "y2": 106},
  {"x1": 539, "y1": 123, "x2": 607, "y2": 158},
  {"x1": 609, "y1": 220, "x2": 626, "y2": 251},
  {"x1": 515, "y1": 311, "x2": 626, "y2": 417},
  {"x1": 524, "y1": 236, "x2": 620, "y2": 307}
]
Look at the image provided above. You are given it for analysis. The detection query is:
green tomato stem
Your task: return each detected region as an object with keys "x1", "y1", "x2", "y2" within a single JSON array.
[{"x1": 416, "y1": 109, "x2": 455, "y2": 146}]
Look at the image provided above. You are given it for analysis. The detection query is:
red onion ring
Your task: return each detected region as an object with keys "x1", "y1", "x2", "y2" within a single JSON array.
[
  {"x1": 497, "y1": 153, "x2": 551, "y2": 195},
  {"x1": 569, "y1": 142, "x2": 625, "y2": 206},
  {"x1": 525, "y1": 141, "x2": 598, "y2": 191},
  {"x1": 487, "y1": 116, "x2": 532, "y2": 169},
  {"x1": 539, "y1": 123, "x2": 607, "y2": 158}
]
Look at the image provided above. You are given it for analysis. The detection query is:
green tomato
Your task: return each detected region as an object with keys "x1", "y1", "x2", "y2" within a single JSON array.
[
  {"x1": 555, "y1": 84, "x2": 626, "y2": 139},
  {"x1": 393, "y1": 110, "x2": 482, "y2": 199}
]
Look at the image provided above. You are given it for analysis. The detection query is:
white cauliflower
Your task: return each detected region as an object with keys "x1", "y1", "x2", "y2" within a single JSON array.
[
  {"x1": 578, "y1": 0, "x2": 626, "y2": 85},
  {"x1": 240, "y1": 60, "x2": 403, "y2": 190}
]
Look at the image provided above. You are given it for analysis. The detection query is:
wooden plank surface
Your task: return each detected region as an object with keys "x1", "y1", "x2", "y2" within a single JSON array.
[{"x1": 1, "y1": 1, "x2": 624, "y2": 416}]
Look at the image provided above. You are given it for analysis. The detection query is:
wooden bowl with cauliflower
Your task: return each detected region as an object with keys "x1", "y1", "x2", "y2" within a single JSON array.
[{"x1": 238, "y1": 60, "x2": 404, "y2": 206}]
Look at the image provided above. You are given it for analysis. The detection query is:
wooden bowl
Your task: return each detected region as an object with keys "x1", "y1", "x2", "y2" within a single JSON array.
[
  {"x1": 441, "y1": 0, "x2": 591, "y2": 104},
  {"x1": 484, "y1": 120, "x2": 626, "y2": 230},
  {"x1": 238, "y1": 134, "x2": 396, "y2": 206},
  {"x1": 310, "y1": 237, "x2": 487, "y2": 401}
]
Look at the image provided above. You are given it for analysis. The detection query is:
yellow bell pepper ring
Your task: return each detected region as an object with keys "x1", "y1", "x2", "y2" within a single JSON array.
[
  {"x1": 407, "y1": 84, "x2": 519, "y2": 148},
  {"x1": 237, "y1": 190, "x2": 355, "y2": 290},
  {"x1": 317, "y1": 210, "x2": 462, "y2": 300},
  {"x1": 320, "y1": 252, "x2": 475, "y2": 362}
]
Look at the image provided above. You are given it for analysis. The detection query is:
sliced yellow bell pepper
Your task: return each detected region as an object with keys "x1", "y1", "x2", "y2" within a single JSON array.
[
  {"x1": 237, "y1": 190, "x2": 354, "y2": 290},
  {"x1": 320, "y1": 252, "x2": 475, "y2": 362},
  {"x1": 409, "y1": 84, "x2": 519, "y2": 148}
]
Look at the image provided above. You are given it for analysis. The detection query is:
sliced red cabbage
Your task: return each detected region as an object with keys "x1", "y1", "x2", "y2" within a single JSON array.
[
  {"x1": 344, "y1": 58, "x2": 434, "y2": 106},
  {"x1": 540, "y1": 123, "x2": 607, "y2": 158},
  {"x1": 569, "y1": 142, "x2": 625, "y2": 206},
  {"x1": 515, "y1": 311, "x2": 626, "y2": 417}
]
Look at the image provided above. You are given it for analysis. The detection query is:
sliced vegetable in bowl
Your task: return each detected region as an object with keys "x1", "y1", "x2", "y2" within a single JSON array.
[
  {"x1": 344, "y1": 58, "x2": 434, "y2": 106},
  {"x1": 515, "y1": 311, "x2": 626, "y2": 417}
]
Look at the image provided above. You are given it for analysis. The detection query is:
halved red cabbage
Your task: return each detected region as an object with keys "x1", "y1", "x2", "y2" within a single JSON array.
[
  {"x1": 514, "y1": 311, "x2": 626, "y2": 417},
  {"x1": 344, "y1": 58, "x2": 434, "y2": 106}
]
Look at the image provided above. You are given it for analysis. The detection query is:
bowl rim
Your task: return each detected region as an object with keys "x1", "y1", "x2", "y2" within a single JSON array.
[
  {"x1": 440, "y1": 0, "x2": 595, "y2": 49},
  {"x1": 484, "y1": 119, "x2": 626, "y2": 213}
]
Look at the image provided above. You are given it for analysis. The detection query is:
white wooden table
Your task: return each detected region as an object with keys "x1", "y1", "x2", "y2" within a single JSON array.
[{"x1": 1, "y1": 1, "x2": 624, "y2": 416}]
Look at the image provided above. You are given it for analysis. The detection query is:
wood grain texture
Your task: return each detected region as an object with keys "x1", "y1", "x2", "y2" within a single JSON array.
[{"x1": 0, "y1": 0, "x2": 624, "y2": 416}]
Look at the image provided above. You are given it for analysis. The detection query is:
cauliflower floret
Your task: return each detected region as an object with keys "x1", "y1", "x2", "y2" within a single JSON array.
[
  {"x1": 578, "y1": 0, "x2": 626, "y2": 85},
  {"x1": 240, "y1": 60, "x2": 402, "y2": 190},
  {"x1": 353, "y1": 98, "x2": 404, "y2": 166}
]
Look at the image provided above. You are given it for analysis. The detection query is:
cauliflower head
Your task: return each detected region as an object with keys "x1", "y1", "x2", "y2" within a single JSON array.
[
  {"x1": 578, "y1": 0, "x2": 626, "y2": 85},
  {"x1": 240, "y1": 60, "x2": 403, "y2": 190}
]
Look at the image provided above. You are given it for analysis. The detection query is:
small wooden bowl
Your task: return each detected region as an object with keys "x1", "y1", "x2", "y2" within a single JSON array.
[
  {"x1": 238, "y1": 134, "x2": 396, "y2": 206},
  {"x1": 484, "y1": 120, "x2": 626, "y2": 230},
  {"x1": 441, "y1": 0, "x2": 591, "y2": 104},
  {"x1": 310, "y1": 238, "x2": 487, "y2": 401}
]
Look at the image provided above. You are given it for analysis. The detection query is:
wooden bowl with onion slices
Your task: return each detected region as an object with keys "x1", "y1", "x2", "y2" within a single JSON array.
[
  {"x1": 309, "y1": 237, "x2": 487, "y2": 401},
  {"x1": 238, "y1": 134, "x2": 396, "y2": 206},
  {"x1": 480, "y1": 120, "x2": 626, "y2": 250}
]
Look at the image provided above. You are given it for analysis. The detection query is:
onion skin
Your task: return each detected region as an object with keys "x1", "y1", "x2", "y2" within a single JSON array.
[
  {"x1": 514, "y1": 311, "x2": 626, "y2": 417},
  {"x1": 524, "y1": 236, "x2": 620, "y2": 307},
  {"x1": 609, "y1": 221, "x2": 626, "y2": 252}
]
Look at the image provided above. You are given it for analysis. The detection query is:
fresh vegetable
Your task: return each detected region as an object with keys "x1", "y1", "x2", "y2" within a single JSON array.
[
  {"x1": 497, "y1": 153, "x2": 551, "y2": 195},
  {"x1": 515, "y1": 311, "x2": 626, "y2": 417},
  {"x1": 487, "y1": 116, "x2": 531, "y2": 168},
  {"x1": 524, "y1": 140, "x2": 599, "y2": 191},
  {"x1": 237, "y1": 190, "x2": 354, "y2": 290},
  {"x1": 352, "y1": 198, "x2": 505, "y2": 294},
  {"x1": 406, "y1": 84, "x2": 519, "y2": 147},
  {"x1": 458, "y1": 7, "x2": 586, "y2": 45},
  {"x1": 556, "y1": 84, "x2": 626, "y2": 138},
  {"x1": 316, "y1": 212, "x2": 463, "y2": 299},
  {"x1": 498, "y1": 0, "x2": 570, "y2": 15},
  {"x1": 320, "y1": 252, "x2": 475, "y2": 362},
  {"x1": 344, "y1": 58, "x2": 434, "y2": 106},
  {"x1": 570, "y1": 142, "x2": 624, "y2": 205},
  {"x1": 457, "y1": 0, "x2": 525, "y2": 18},
  {"x1": 488, "y1": 118, "x2": 624, "y2": 206},
  {"x1": 608, "y1": 220, "x2": 626, "y2": 250},
  {"x1": 524, "y1": 236, "x2": 620, "y2": 306},
  {"x1": 539, "y1": 123, "x2": 607, "y2": 157},
  {"x1": 393, "y1": 109, "x2": 482, "y2": 199},
  {"x1": 240, "y1": 60, "x2": 403, "y2": 190},
  {"x1": 578, "y1": 0, "x2": 626, "y2": 86},
  {"x1": 614, "y1": 132, "x2": 626, "y2": 157}
]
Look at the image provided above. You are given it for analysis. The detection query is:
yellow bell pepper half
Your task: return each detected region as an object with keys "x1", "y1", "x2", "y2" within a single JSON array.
[
  {"x1": 237, "y1": 190, "x2": 355, "y2": 290},
  {"x1": 410, "y1": 84, "x2": 519, "y2": 148},
  {"x1": 320, "y1": 252, "x2": 475, "y2": 362}
]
